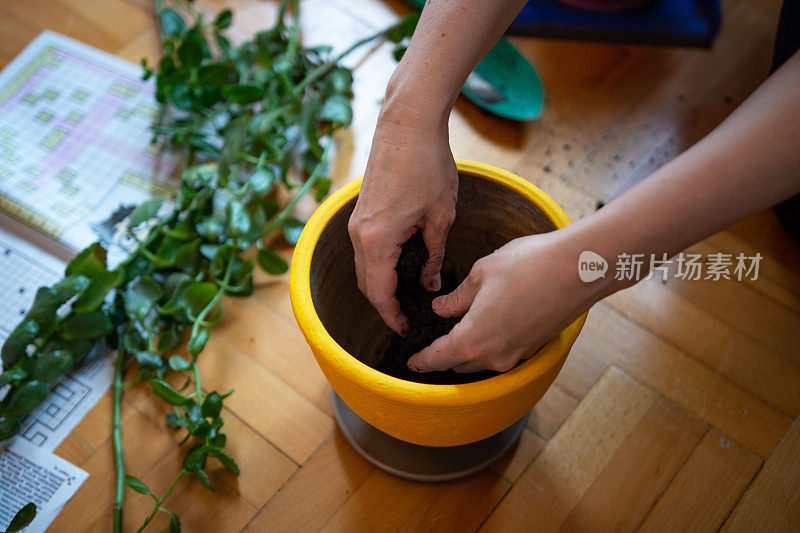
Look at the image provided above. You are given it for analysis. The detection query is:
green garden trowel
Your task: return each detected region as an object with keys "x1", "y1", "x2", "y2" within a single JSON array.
[{"x1": 404, "y1": 0, "x2": 544, "y2": 121}]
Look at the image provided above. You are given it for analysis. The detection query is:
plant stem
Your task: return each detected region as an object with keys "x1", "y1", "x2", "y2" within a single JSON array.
[
  {"x1": 187, "y1": 253, "x2": 234, "y2": 401},
  {"x1": 136, "y1": 469, "x2": 187, "y2": 533},
  {"x1": 294, "y1": 20, "x2": 402, "y2": 95},
  {"x1": 257, "y1": 141, "x2": 331, "y2": 239},
  {"x1": 112, "y1": 345, "x2": 128, "y2": 533}
]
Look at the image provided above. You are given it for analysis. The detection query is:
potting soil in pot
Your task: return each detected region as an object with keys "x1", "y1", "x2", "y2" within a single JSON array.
[{"x1": 373, "y1": 232, "x2": 498, "y2": 385}]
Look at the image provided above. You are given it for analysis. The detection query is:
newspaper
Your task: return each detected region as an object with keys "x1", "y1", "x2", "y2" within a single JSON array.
[
  {"x1": 0, "y1": 226, "x2": 112, "y2": 531},
  {"x1": 0, "y1": 440, "x2": 88, "y2": 532}
]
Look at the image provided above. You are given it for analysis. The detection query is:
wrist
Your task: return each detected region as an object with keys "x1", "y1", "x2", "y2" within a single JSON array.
[
  {"x1": 560, "y1": 215, "x2": 635, "y2": 302},
  {"x1": 382, "y1": 63, "x2": 455, "y2": 129}
]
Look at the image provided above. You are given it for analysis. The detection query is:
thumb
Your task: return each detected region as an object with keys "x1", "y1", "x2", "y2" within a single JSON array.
[
  {"x1": 432, "y1": 273, "x2": 480, "y2": 318},
  {"x1": 419, "y1": 220, "x2": 450, "y2": 292}
]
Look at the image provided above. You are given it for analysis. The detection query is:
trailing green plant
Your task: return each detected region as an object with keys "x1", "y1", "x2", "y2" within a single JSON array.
[{"x1": 0, "y1": 1, "x2": 416, "y2": 531}]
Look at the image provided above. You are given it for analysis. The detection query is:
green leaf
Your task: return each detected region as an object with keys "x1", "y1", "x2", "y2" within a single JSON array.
[
  {"x1": 124, "y1": 276, "x2": 163, "y2": 320},
  {"x1": 327, "y1": 67, "x2": 353, "y2": 96},
  {"x1": 214, "y1": 9, "x2": 233, "y2": 29},
  {"x1": 320, "y1": 93, "x2": 352, "y2": 125},
  {"x1": 157, "y1": 324, "x2": 183, "y2": 353},
  {"x1": 1, "y1": 319, "x2": 39, "y2": 367},
  {"x1": 313, "y1": 176, "x2": 332, "y2": 202},
  {"x1": 192, "y1": 468, "x2": 214, "y2": 491},
  {"x1": 162, "y1": 217, "x2": 198, "y2": 241},
  {"x1": 166, "y1": 412, "x2": 187, "y2": 429},
  {"x1": 26, "y1": 287, "x2": 59, "y2": 331},
  {"x1": 178, "y1": 34, "x2": 204, "y2": 67},
  {"x1": 187, "y1": 328, "x2": 209, "y2": 358},
  {"x1": 124, "y1": 474, "x2": 152, "y2": 496},
  {"x1": 209, "y1": 432, "x2": 226, "y2": 448},
  {"x1": 0, "y1": 367, "x2": 28, "y2": 388},
  {"x1": 150, "y1": 378, "x2": 191, "y2": 405},
  {"x1": 6, "y1": 502, "x2": 36, "y2": 532},
  {"x1": 183, "y1": 446, "x2": 207, "y2": 471},
  {"x1": 0, "y1": 417, "x2": 21, "y2": 441},
  {"x1": 168, "y1": 355, "x2": 191, "y2": 371},
  {"x1": 56, "y1": 339, "x2": 94, "y2": 364},
  {"x1": 249, "y1": 168, "x2": 275, "y2": 194},
  {"x1": 66, "y1": 243, "x2": 107, "y2": 278},
  {"x1": 73, "y1": 269, "x2": 121, "y2": 313},
  {"x1": 209, "y1": 449, "x2": 239, "y2": 476},
  {"x1": 128, "y1": 197, "x2": 165, "y2": 228},
  {"x1": 182, "y1": 283, "x2": 217, "y2": 317},
  {"x1": 168, "y1": 509, "x2": 181, "y2": 533},
  {"x1": 52, "y1": 274, "x2": 91, "y2": 304},
  {"x1": 136, "y1": 351, "x2": 164, "y2": 371},
  {"x1": 282, "y1": 217, "x2": 305, "y2": 245},
  {"x1": 160, "y1": 8, "x2": 185, "y2": 36},
  {"x1": 3, "y1": 380, "x2": 48, "y2": 417},
  {"x1": 227, "y1": 200, "x2": 251, "y2": 238},
  {"x1": 201, "y1": 391, "x2": 223, "y2": 419},
  {"x1": 209, "y1": 244, "x2": 235, "y2": 279},
  {"x1": 196, "y1": 217, "x2": 226, "y2": 242},
  {"x1": 171, "y1": 82, "x2": 193, "y2": 110},
  {"x1": 216, "y1": 33, "x2": 232, "y2": 56},
  {"x1": 225, "y1": 84, "x2": 264, "y2": 104},
  {"x1": 257, "y1": 247, "x2": 288, "y2": 275},
  {"x1": 29, "y1": 349, "x2": 73, "y2": 382},
  {"x1": 58, "y1": 311, "x2": 113, "y2": 340},
  {"x1": 123, "y1": 328, "x2": 146, "y2": 353}
]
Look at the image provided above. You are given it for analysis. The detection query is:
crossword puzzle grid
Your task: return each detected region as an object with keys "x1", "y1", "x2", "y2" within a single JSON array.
[
  {"x1": 0, "y1": 33, "x2": 178, "y2": 251},
  {"x1": 19, "y1": 375, "x2": 92, "y2": 447},
  {"x1": 0, "y1": 237, "x2": 61, "y2": 340}
]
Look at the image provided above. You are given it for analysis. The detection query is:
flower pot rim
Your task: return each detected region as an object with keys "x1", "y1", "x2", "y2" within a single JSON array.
[{"x1": 290, "y1": 159, "x2": 587, "y2": 408}]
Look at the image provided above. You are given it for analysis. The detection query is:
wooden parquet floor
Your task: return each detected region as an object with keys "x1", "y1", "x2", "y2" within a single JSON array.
[{"x1": 1, "y1": 0, "x2": 798, "y2": 531}]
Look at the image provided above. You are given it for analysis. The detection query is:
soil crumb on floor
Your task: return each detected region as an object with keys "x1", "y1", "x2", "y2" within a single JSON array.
[{"x1": 373, "y1": 232, "x2": 497, "y2": 385}]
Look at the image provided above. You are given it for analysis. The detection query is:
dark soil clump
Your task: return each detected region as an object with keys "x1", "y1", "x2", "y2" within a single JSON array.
[{"x1": 373, "y1": 232, "x2": 497, "y2": 384}]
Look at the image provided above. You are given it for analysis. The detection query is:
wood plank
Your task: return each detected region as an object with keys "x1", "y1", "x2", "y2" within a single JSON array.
[
  {"x1": 198, "y1": 334, "x2": 334, "y2": 464},
  {"x1": 322, "y1": 468, "x2": 510, "y2": 532},
  {"x1": 558, "y1": 398, "x2": 706, "y2": 532},
  {"x1": 581, "y1": 304, "x2": 791, "y2": 459},
  {"x1": 606, "y1": 274, "x2": 800, "y2": 417},
  {"x1": 480, "y1": 367, "x2": 656, "y2": 532},
  {"x1": 245, "y1": 431, "x2": 374, "y2": 533},
  {"x1": 0, "y1": 10, "x2": 40, "y2": 63},
  {"x1": 723, "y1": 419, "x2": 800, "y2": 532},
  {"x1": 215, "y1": 294, "x2": 332, "y2": 416},
  {"x1": 641, "y1": 428, "x2": 762, "y2": 532},
  {"x1": 553, "y1": 328, "x2": 610, "y2": 399},
  {"x1": 70, "y1": 390, "x2": 136, "y2": 451},
  {"x1": 527, "y1": 383, "x2": 578, "y2": 440},
  {"x1": 209, "y1": 409, "x2": 298, "y2": 508},
  {"x1": 49, "y1": 406, "x2": 177, "y2": 531},
  {"x1": 53, "y1": 433, "x2": 94, "y2": 466},
  {"x1": 491, "y1": 428, "x2": 546, "y2": 484},
  {"x1": 54, "y1": 0, "x2": 151, "y2": 44},
  {"x1": 1, "y1": 0, "x2": 127, "y2": 53},
  {"x1": 655, "y1": 244, "x2": 800, "y2": 367}
]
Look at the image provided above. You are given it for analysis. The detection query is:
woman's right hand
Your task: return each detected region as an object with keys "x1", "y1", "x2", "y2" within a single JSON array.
[{"x1": 348, "y1": 89, "x2": 458, "y2": 334}]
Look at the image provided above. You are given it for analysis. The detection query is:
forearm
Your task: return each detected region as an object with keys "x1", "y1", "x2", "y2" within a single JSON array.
[
  {"x1": 385, "y1": 0, "x2": 527, "y2": 121},
  {"x1": 568, "y1": 50, "x2": 800, "y2": 295}
]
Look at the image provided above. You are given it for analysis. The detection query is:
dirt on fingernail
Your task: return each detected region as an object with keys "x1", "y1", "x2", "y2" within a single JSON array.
[{"x1": 371, "y1": 232, "x2": 497, "y2": 384}]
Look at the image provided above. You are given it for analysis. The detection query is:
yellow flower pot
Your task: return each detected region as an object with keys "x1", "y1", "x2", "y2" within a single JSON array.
[{"x1": 290, "y1": 160, "x2": 586, "y2": 447}]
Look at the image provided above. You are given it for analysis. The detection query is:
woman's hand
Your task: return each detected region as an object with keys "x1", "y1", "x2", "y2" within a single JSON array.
[
  {"x1": 348, "y1": 93, "x2": 458, "y2": 334},
  {"x1": 407, "y1": 231, "x2": 605, "y2": 373}
]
